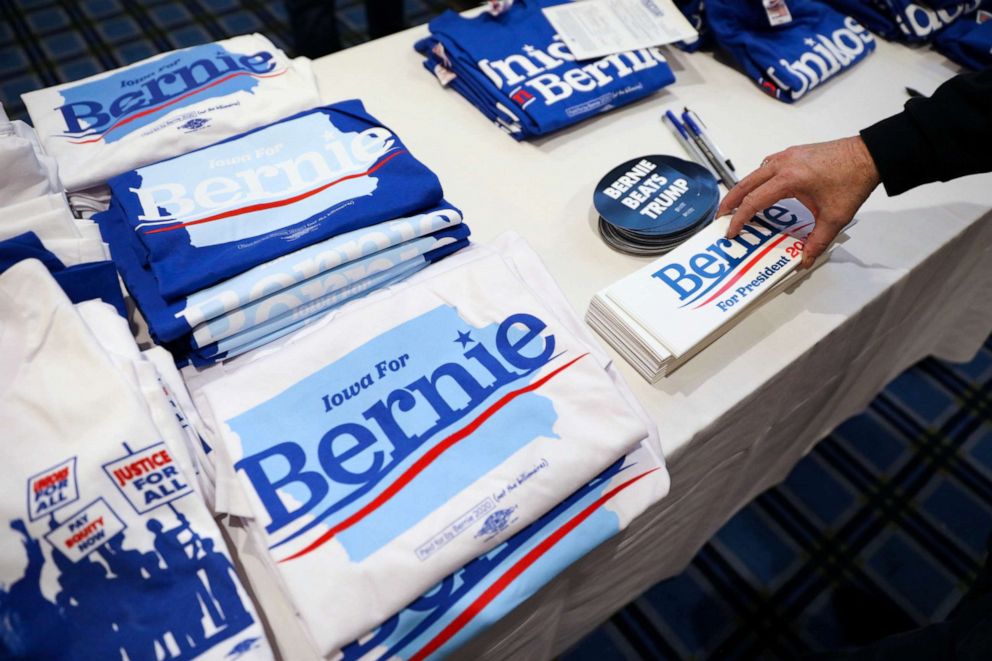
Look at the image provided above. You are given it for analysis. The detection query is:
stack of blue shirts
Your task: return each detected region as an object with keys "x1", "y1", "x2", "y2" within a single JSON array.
[
  {"x1": 414, "y1": 0, "x2": 676, "y2": 140},
  {"x1": 819, "y1": 0, "x2": 989, "y2": 68},
  {"x1": 95, "y1": 100, "x2": 471, "y2": 365},
  {"x1": 705, "y1": 0, "x2": 877, "y2": 102},
  {"x1": 931, "y1": 2, "x2": 992, "y2": 69}
]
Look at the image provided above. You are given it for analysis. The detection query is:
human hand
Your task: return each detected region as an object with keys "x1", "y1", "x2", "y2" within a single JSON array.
[{"x1": 716, "y1": 136, "x2": 881, "y2": 268}]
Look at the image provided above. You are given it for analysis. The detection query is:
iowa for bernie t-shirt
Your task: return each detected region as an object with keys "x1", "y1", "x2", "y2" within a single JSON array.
[
  {"x1": 102, "y1": 100, "x2": 446, "y2": 302},
  {"x1": 22, "y1": 34, "x2": 320, "y2": 192},
  {"x1": 192, "y1": 248, "x2": 651, "y2": 655}
]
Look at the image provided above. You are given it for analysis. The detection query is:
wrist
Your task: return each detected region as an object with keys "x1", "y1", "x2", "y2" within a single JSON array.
[{"x1": 847, "y1": 135, "x2": 881, "y2": 191}]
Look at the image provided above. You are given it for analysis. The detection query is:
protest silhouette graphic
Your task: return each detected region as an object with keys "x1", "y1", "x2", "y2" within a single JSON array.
[{"x1": 0, "y1": 513, "x2": 255, "y2": 660}]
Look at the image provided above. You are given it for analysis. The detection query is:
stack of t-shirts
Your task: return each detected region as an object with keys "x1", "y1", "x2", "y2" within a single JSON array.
[
  {"x1": 0, "y1": 114, "x2": 61, "y2": 205},
  {"x1": 331, "y1": 233, "x2": 670, "y2": 661},
  {"x1": 705, "y1": 0, "x2": 876, "y2": 102},
  {"x1": 931, "y1": 2, "x2": 992, "y2": 69},
  {"x1": 95, "y1": 101, "x2": 471, "y2": 365},
  {"x1": 185, "y1": 232, "x2": 660, "y2": 658},
  {"x1": 0, "y1": 259, "x2": 272, "y2": 660},
  {"x1": 414, "y1": 0, "x2": 677, "y2": 140},
  {"x1": 21, "y1": 33, "x2": 319, "y2": 195},
  {"x1": 819, "y1": 0, "x2": 989, "y2": 67},
  {"x1": 878, "y1": 0, "x2": 981, "y2": 42},
  {"x1": 587, "y1": 199, "x2": 846, "y2": 381}
]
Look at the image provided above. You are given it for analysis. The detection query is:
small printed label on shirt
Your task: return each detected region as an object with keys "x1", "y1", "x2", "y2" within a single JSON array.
[
  {"x1": 763, "y1": 0, "x2": 793, "y2": 26},
  {"x1": 415, "y1": 497, "x2": 496, "y2": 561}
]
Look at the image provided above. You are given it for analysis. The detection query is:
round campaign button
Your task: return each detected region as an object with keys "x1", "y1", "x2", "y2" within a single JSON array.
[{"x1": 594, "y1": 155, "x2": 719, "y2": 255}]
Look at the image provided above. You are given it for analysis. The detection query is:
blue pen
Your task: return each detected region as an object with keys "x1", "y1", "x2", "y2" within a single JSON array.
[
  {"x1": 662, "y1": 110, "x2": 718, "y2": 179},
  {"x1": 681, "y1": 108, "x2": 738, "y2": 187}
]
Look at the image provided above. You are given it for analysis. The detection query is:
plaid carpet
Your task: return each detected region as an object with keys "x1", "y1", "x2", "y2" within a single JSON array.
[
  {"x1": 564, "y1": 339, "x2": 992, "y2": 660},
  {"x1": 2, "y1": 2, "x2": 991, "y2": 658}
]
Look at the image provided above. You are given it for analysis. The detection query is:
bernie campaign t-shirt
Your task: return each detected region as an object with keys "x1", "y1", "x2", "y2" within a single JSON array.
[
  {"x1": 191, "y1": 248, "x2": 650, "y2": 654},
  {"x1": 99, "y1": 202, "x2": 463, "y2": 345},
  {"x1": 189, "y1": 233, "x2": 471, "y2": 365},
  {"x1": 706, "y1": 0, "x2": 876, "y2": 102},
  {"x1": 931, "y1": 3, "x2": 992, "y2": 68},
  {"x1": 191, "y1": 229, "x2": 470, "y2": 356},
  {"x1": 421, "y1": 0, "x2": 676, "y2": 138},
  {"x1": 0, "y1": 260, "x2": 271, "y2": 661},
  {"x1": 21, "y1": 34, "x2": 319, "y2": 192},
  {"x1": 104, "y1": 101, "x2": 445, "y2": 302},
  {"x1": 336, "y1": 233, "x2": 669, "y2": 661},
  {"x1": 885, "y1": 0, "x2": 982, "y2": 42}
]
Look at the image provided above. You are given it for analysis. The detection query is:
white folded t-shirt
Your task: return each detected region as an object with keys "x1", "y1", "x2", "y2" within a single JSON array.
[
  {"x1": 0, "y1": 260, "x2": 272, "y2": 660},
  {"x1": 22, "y1": 34, "x2": 320, "y2": 191},
  {"x1": 191, "y1": 235, "x2": 651, "y2": 655}
]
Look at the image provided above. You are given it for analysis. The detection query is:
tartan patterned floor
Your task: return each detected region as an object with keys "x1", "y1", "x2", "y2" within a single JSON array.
[
  {"x1": 3, "y1": 2, "x2": 991, "y2": 658},
  {"x1": 564, "y1": 339, "x2": 992, "y2": 660}
]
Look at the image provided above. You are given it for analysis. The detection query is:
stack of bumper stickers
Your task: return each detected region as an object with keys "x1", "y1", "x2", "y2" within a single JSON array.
[
  {"x1": 22, "y1": 34, "x2": 319, "y2": 197},
  {"x1": 94, "y1": 100, "x2": 470, "y2": 365},
  {"x1": 588, "y1": 199, "x2": 846, "y2": 381},
  {"x1": 0, "y1": 259, "x2": 271, "y2": 660},
  {"x1": 183, "y1": 233, "x2": 669, "y2": 659},
  {"x1": 414, "y1": 0, "x2": 676, "y2": 139},
  {"x1": 595, "y1": 155, "x2": 719, "y2": 256}
]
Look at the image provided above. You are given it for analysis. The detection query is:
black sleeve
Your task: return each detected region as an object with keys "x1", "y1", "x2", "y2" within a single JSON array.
[{"x1": 859, "y1": 67, "x2": 992, "y2": 196}]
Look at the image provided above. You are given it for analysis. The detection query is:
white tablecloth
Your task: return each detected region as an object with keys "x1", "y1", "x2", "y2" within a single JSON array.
[{"x1": 296, "y1": 27, "x2": 992, "y2": 659}]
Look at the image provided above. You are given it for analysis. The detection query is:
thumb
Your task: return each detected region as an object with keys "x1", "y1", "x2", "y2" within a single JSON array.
[{"x1": 800, "y1": 221, "x2": 840, "y2": 269}]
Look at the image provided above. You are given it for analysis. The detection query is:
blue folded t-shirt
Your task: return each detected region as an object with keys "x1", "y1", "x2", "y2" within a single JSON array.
[
  {"x1": 931, "y1": 3, "x2": 992, "y2": 68},
  {"x1": 104, "y1": 100, "x2": 445, "y2": 302},
  {"x1": 706, "y1": 0, "x2": 877, "y2": 102},
  {"x1": 190, "y1": 235, "x2": 470, "y2": 365},
  {"x1": 0, "y1": 232, "x2": 126, "y2": 316},
  {"x1": 97, "y1": 199, "x2": 465, "y2": 346},
  {"x1": 421, "y1": 0, "x2": 676, "y2": 138},
  {"x1": 0, "y1": 232, "x2": 66, "y2": 272},
  {"x1": 819, "y1": 0, "x2": 903, "y2": 39}
]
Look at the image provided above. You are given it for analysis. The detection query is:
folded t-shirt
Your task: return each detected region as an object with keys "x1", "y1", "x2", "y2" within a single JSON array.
[
  {"x1": 885, "y1": 0, "x2": 982, "y2": 41},
  {"x1": 931, "y1": 3, "x2": 992, "y2": 68},
  {"x1": 97, "y1": 200, "x2": 463, "y2": 345},
  {"x1": 22, "y1": 33, "x2": 320, "y2": 192},
  {"x1": 421, "y1": 0, "x2": 676, "y2": 138},
  {"x1": 0, "y1": 260, "x2": 273, "y2": 661},
  {"x1": 104, "y1": 100, "x2": 445, "y2": 302},
  {"x1": 706, "y1": 0, "x2": 876, "y2": 102},
  {"x1": 190, "y1": 245, "x2": 650, "y2": 655}
]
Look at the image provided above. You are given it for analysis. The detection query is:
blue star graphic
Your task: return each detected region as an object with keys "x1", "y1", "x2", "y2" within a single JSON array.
[{"x1": 454, "y1": 330, "x2": 474, "y2": 348}]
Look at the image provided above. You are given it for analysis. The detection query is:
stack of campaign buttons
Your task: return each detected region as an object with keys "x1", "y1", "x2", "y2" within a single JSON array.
[{"x1": 594, "y1": 155, "x2": 719, "y2": 256}]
